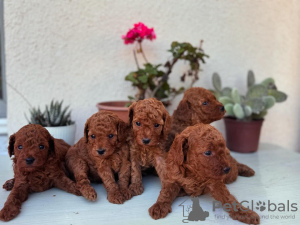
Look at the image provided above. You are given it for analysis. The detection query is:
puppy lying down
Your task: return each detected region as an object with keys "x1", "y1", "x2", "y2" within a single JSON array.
[
  {"x1": 0, "y1": 124, "x2": 80, "y2": 221},
  {"x1": 149, "y1": 124, "x2": 260, "y2": 224}
]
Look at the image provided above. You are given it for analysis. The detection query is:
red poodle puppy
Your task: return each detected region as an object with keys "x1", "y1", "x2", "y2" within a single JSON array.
[
  {"x1": 66, "y1": 111, "x2": 132, "y2": 204},
  {"x1": 149, "y1": 124, "x2": 260, "y2": 224},
  {"x1": 128, "y1": 98, "x2": 171, "y2": 196},
  {"x1": 168, "y1": 87, "x2": 255, "y2": 184},
  {"x1": 0, "y1": 124, "x2": 80, "y2": 221}
]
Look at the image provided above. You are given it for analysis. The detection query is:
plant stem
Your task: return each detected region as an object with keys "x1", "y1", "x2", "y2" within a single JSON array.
[
  {"x1": 138, "y1": 41, "x2": 148, "y2": 63},
  {"x1": 151, "y1": 52, "x2": 184, "y2": 98},
  {"x1": 6, "y1": 82, "x2": 33, "y2": 108},
  {"x1": 133, "y1": 50, "x2": 140, "y2": 69}
]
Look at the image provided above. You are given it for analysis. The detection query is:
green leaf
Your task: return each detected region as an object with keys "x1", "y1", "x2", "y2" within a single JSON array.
[
  {"x1": 138, "y1": 75, "x2": 148, "y2": 83},
  {"x1": 233, "y1": 103, "x2": 245, "y2": 119},
  {"x1": 125, "y1": 72, "x2": 139, "y2": 84},
  {"x1": 245, "y1": 98, "x2": 265, "y2": 114},
  {"x1": 209, "y1": 89, "x2": 220, "y2": 99},
  {"x1": 268, "y1": 89, "x2": 287, "y2": 102},
  {"x1": 212, "y1": 73, "x2": 222, "y2": 92},
  {"x1": 247, "y1": 70, "x2": 255, "y2": 88},
  {"x1": 246, "y1": 84, "x2": 268, "y2": 99},
  {"x1": 128, "y1": 96, "x2": 135, "y2": 100},
  {"x1": 224, "y1": 103, "x2": 234, "y2": 117},
  {"x1": 261, "y1": 77, "x2": 275, "y2": 88},
  {"x1": 219, "y1": 96, "x2": 234, "y2": 105},
  {"x1": 252, "y1": 110, "x2": 267, "y2": 119},
  {"x1": 231, "y1": 88, "x2": 241, "y2": 104},
  {"x1": 244, "y1": 105, "x2": 252, "y2": 117},
  {"x1": 221, "y1": 87, "x2": 232, "y2": 97},
  {"x1": 263, "y1": 96, "x2": 276, "y2": 109}
]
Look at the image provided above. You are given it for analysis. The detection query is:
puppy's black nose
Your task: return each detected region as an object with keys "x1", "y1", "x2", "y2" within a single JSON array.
[
  {"x1": 97, "y1": 149, "x2": 106, "y2": 155},
  {"x1": 142, "y1": 138, "x2": 151, "y2": 145},
  {"x1": 220, "y1": 106, "x2": 225, "y2": 112},
  {"x1": 223, "y1": 167, "x2": 231, "y2": 174},
  {"x1": 26, "y1": 157, "x2": 35, "y2": 165}
]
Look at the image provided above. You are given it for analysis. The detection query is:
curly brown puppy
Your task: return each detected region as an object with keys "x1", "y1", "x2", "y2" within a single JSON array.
[
  {"x1": 149, "y1": 124, "x2": 260, "y2": 224},
  {"x1": 66, "y1": 111, "x2": 132, "y2": 204},
  {"x1": 168, "y1": 87, "x2": 255, "y2": 184},
  {"x1": 0, "y1": 124, "x2": 80, "y2": 221},
  {"x1": 128, "y1": 98, "x2": 171, "y2": 196}
]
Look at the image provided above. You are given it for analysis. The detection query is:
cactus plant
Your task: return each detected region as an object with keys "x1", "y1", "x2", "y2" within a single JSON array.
[
  {"x1": 210, "y1": 70, "x2": 287, "y2": 120},
  {"x1": 26, "y1": 100, "x2": 74, "y2": 127}
]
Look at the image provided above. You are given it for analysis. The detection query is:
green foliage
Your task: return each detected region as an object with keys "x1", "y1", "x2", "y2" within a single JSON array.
[
  {"x1": 125, "y1": 41, "x2": 208, "y2": 105},
  {"x1": 210, "y1": 70, "x2": 287, "y2": 120},
  {"x1": 26, "y1": 100, "x2": 74, "y2": 127}
]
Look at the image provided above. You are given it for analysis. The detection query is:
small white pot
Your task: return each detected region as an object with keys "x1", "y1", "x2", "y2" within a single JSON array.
[{"x1": 45, "y1": 124, "x2": 76, "y2": 145}]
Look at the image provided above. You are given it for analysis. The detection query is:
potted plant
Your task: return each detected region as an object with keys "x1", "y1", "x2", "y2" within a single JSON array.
[
  {"x1": 97, "y1": 22, "x2": 208, "y2": 122},
  {"x1": 26, "y1": 100, "x2": 76, "y2": 145},
  {"x1": 210, "y1": 71, "x2": 287, "y2": 153}
]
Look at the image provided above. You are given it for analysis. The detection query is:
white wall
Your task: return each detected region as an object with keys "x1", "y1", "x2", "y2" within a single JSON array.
[{"x1": 4, "y1": 0, "x2": 300, "y2": 151}]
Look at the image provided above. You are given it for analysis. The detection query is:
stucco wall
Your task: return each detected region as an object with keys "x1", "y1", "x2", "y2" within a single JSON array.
[{"x1": 4, "y1": 0, "x2": 300, "y2": 151}]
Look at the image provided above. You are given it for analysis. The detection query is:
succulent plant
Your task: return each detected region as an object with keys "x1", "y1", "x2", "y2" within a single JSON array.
[
  {"x1": 26, "y1": 100, "x2": 74, "y2": 127},
  {"x1": 210, "y1": 71, "x2": 287, "y2": 120}
]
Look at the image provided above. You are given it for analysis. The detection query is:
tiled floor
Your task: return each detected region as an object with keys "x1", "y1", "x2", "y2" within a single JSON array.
[{"x1": 0, "y1": 143, "x2": 299, "y2": 224}]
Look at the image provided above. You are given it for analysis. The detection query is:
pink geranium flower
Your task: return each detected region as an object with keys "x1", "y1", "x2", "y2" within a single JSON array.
[{"x1": 122, "y1": 22, "x2": 156, "y2": 44}]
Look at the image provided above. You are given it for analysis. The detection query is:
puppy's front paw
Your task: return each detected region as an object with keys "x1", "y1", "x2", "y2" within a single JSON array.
[
  {"x1": 79, "y1": 185, "x2": 97, "y2": 201},
  {"x1": 120, "y1": 188, "x2": 133, "y2": 201},
  {"x1": 129, "y1": 183, "x2": 144, "y2": 196},
  {"x1": 3, "y1": 179, "x2": 14, "y2": 191},
  {"x1": 149, "y1": 202, "x2": 172, "y2": 220},
  {"x1": 107, "y1": 190, "x2": 125, "y2": 204},
  {"x1": 230, "y1": 210, "x2": 260, "y2": 224},
  {"x1": 0, "y1": 207, "x2": 20, "y2": 221}
]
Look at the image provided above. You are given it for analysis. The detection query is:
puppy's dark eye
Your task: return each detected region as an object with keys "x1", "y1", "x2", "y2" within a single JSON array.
[
  {"x1": 136, "y1": 122, "x2": 141, "y2": 126},
  {"x1": 202, "y1": 101, "x2": 208, "y2": 106},
  {"x1": 18, "y1": 145, "x2": 23, "y2": 150},
  {"x1": 204, "y1": 151, "x2": 212, "y2": 156},
  {"x1": 154, "y1": 124, "x2": 160, "y2": 128},
  {"x1": 39, "y1": 145, "x2": 45, "y2": 150},
  {"x1": 108, "y1": 134, "x2": 114, "y2": 139},
  {"x1": 91, "y1": 134, "x2": 95, "y2": 139}
]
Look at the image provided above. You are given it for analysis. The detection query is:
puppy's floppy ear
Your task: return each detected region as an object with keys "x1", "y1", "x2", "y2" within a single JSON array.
[
  {"x1": 8, "y1": 134, "x2": 15, "y2": 157},
  {"x1": 168, "y1": 134, "x2": 189, "y2": 167},
  {"x1": 48, "y1": 136, "x2": 56, "y2": 155},
  {"x1": 84, "y1": 119, "x2": 89, "y2": 143},
  {"x1": 117, "y1": 120, "x2": 129, "y2": 142},
  {"x1": 173, "y1": 99, "x2": 192, "y2": 122},
  {"x1": 162, "y1": 111, "x2": 172, "y2": 140},
  {"x1": 128, "y1": 101, "x2": 137, "y2": 126}
]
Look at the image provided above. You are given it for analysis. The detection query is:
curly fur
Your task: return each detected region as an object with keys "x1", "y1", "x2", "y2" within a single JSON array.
[
  {"x1": 149, "y1": 124, "x2": 260, "y2": 224},
  {"x1": 128, "y1": 98, "x2": 171, "y2": 195},
  {"x1": 0, "y1": 124, "x2": 80, "y2": 221},
  {"x1": 66, "y1": 111, "x2": 132, "y2": 204},
  {"x1": 167, "y1": 87, "x2": 255, "y2": 184}
]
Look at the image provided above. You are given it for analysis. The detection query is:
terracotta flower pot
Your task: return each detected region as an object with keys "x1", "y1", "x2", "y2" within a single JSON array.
[
  {"x1": 224, "y1": 117, "x2": 264, "y2": 153},
  {"x1": 96, "y1": 101, "x2": 130, "y2": 122}
]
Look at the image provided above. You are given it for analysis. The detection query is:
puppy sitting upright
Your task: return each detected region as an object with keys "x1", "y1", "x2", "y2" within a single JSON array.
[
  {"x1": 0, "y1": 124, "x2": 80, "y2": 221},
  {"x1": 66, "y1": 111, "x2": 132, "y2": 204},
  {"x1": 128, "y1": 98, "x2": 171, "y2": 196},
  {"x1": 149, "y1": 124, "x2": 260, "y2": 225},
  {"x1": 168, "y1": 87, "x2": 255, "y2": 184}
]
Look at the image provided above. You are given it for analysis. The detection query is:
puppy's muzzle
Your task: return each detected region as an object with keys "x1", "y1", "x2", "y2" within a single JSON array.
[
  {"x1": 142, "y1": 138, "x2": 151, "y2": 145},
  {"x1": 26, "y1": 157, "x2": 35, "y2": 165},
  {"x1": 220, "y1": 106, "x2": 225, "y2": 112}
]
